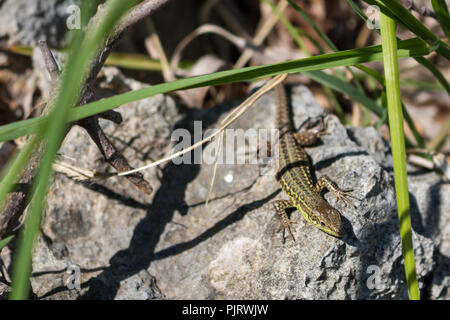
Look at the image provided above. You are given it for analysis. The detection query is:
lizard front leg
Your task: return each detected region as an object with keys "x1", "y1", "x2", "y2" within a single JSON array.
[
  {"x1": 273, "y1": 199, "x2": 296, "y2": 242},
  {"x1": 316, "y1": 175, "x2": 356, "y2": 207}
]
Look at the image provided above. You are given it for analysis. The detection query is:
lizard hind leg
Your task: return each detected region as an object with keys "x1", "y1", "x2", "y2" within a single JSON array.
[
  {"x1": 293, "y1": 116, "x2": 328, "y2": 147},
  {"x1": 272, "y1": 199, "x2": 296, "y2": 242},
  {"x1": 292, "y1": 131, "x2": 324, "y2": 147}
]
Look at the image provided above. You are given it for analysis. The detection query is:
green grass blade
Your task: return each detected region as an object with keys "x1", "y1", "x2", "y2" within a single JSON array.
[
  {"x1": 0, "y1": 235, "x2": 14, "y2": 251},
  {"x1": 380, "y1": 12, "x2": 420, "y2": 300},
  {"x1": 413, "y1": 56, "x2": 450, "y2": 94},
  {"x1": 432, "y1": 0, "x2": 450, "y2": 39},
  {"x1": 304, "y1": 70, "x2": 385, "y2": 117},
  {"x1": 0, "y1": 118, "x2": 44, "y2": 144},
  {"x1": 259, "y1": 0, "x2": 308, "y2": 52},
  {"x1": 0, "y1": 134, "x2": 42, "y2": 222},
  {"x1": 353, "y1": 64, "x2": 385, "y2": 85},
  {"x1": 399, "y1": 78, "x2": 446, "y2": 92},
  {"x1": 402, "y1": 103, "x2": 426, "y2": 149},
  {"x1": 286, "y1": 0, "x2": 338, "y2": 52},
  {"x1": 0, "y1": 38, "x2": 431, "y2": 142}
]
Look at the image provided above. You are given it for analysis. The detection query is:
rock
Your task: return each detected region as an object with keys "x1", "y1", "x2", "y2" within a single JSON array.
[
  {"x1": 2, "y1": 69, "x2": 447, "y2": 299},
  {"x1": 0, "y1": 282, "x2": 8, "y2": 300},
  {"x1": 0, "y1": 0, "x2": 76, "y2": 47},
  {"x1": 407, "y1": 171, "x2": 450, "y2": 299}
]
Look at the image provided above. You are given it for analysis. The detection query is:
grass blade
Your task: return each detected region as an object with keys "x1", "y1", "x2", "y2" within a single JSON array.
[
  {"x1": 0, "y1": 134, "x2": 41, "y2": 213},
  {"x1": 0, "y1": 235, "x2": 14, "y2": 251},
  {"x1": 380, "y1": 12, "x2": 420, "y2": 300},
  {"x1": 432, "y1": 0, "x2": 450, "y2": 39},
  {"x1": 0, "y1": 38, "x2": 431, "y2": 142},
  {"x1": 304, "y1": 70, "x2": 385, "y2": 117}
]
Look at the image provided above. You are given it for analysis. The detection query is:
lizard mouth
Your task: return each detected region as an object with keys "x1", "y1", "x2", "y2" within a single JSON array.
[
  {"x1": 328, "y1": 227, "x2": 344, "y2": 238},
  {"x1": 329, "y1": 223, "x2": 344, "y2": 237},
  {"x1": 318, "y1": 219, "x2": 343, "y2": 237}
]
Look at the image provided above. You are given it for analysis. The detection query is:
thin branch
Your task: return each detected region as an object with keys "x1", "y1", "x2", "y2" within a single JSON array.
[
  {"x1": 85, "y1": 0, "x2": 172, "y2": 86},
  {"x1": 38, "y1": 40, "x2": 60, "y2": 82},
  {"x1": 97, "y1": 110, "x2": 123, "y2": 124},
  {"x1": 77, "y1": 117, "x2": 152, "y2": 194}
]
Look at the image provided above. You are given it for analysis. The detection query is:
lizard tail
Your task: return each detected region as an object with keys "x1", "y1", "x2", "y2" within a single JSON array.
[{"x1": 274, "y1": 84, "x2": 291, "y2": 134}]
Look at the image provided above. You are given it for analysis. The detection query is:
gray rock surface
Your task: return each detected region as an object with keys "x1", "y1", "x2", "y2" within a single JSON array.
[
  {"x1": 0, "y1": 0, "x2": 75, "y2": 47},
  {"x1": 1, "y1": 69, "x2": 448, "y2": 300}
]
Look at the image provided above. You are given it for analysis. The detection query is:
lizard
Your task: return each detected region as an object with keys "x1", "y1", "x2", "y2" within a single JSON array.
[{"x1": 272, "y1": 83, "x2": 356, "y2": 241}]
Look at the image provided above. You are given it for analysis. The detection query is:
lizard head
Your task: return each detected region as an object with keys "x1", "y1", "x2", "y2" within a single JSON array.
[{"x1": 311, "y1": 204, "x2": 344, "y2": 237}]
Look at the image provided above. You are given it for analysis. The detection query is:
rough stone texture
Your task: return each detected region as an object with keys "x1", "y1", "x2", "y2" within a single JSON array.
[
  {"x1": 1, "y1": 69, "x2": 448, "y2": 300},
  {"x1": 0, "y1": 0, "x2": 75, "y2": 47}
]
